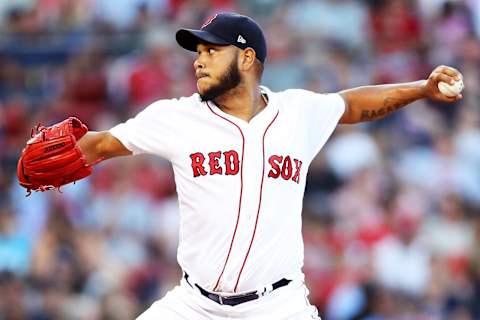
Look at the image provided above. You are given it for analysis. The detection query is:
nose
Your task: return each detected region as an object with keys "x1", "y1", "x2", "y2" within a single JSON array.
[{"x1": 194, "y1": 56, "x2": 204, "y2": 70}]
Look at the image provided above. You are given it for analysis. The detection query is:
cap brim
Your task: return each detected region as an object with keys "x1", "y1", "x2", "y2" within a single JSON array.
[{"x1": 175, "y1": 29, "x2": 230, "y2": 52}]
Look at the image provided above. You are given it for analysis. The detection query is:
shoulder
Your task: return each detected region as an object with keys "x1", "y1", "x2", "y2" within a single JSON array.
[
  {"x1": 279, "y1": 88, "x2": 314, "y2": 97},
  {"x1": 279, "y1": 88, "x2": 341, "y2": 101},
  {"x1": 266, "y1": 87, "x2": 344, "y2": 109},
  {"x1": 138, "y1": 93, "x2": 202, "y2": 115},
  {"x1": 146, "y1": 93, "x2": 201, "y2": 109},
  {"x1": 261, "y1": 86, "x2": 313, "y2": 105},
  {"x1": 261, "y1": 86, "x2": 310, "y2": 100},
  {"x1": 266, "y1": 87, "x2": 332, "y2": 100}
]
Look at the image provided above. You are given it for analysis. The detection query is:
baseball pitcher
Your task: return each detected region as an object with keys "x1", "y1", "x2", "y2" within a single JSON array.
[{"x1": 17, "y1": 12, "x2": 463, "y2": 320}]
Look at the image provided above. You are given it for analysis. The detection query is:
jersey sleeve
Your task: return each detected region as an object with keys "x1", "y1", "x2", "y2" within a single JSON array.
[
  {"x1": 109, "y1": 98, "x2": 181, "y2": 160},
  {"x1": 287, "y1": 89, "x2": 345, "y2": 161}
]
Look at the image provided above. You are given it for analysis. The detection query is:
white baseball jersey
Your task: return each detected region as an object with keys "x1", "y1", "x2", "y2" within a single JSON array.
[{"x1": 110, "y1": 86, "x2": 345, "y2": 294}]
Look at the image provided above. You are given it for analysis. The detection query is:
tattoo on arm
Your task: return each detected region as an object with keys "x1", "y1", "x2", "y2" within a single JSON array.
[{"x1": 360, "y1": 97, "x2": 415, "y2": 121}]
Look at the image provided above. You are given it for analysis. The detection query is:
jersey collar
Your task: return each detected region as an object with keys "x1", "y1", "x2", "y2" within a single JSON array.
[{"x1": 205, "y1": 86, "x2": 279, "y2": 129}]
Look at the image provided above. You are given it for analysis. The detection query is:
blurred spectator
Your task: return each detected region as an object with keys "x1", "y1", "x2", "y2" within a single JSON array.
[
  {"x1": 421, "y1": 195, "x2": 474, "y2": 274},
  {"x1": 324, "y1": 127, "x2": 382, "y2": 180},
  {"x1": 429, "y1": 1, "x2": 474, "y2": 65},
  {"x1": 0, "y1": 271, "x2": 27, "y2": 319},
  {"x1": 370, "y1": 0, "x2": 422, "y2": 54},
  {"x1": 0, "y1": 58, "x2": 27, "y2": 100},
  {"x1": 372, "y1": 204, "x2": 430, "y2": 297},
  {"x1": 453, "y1": 108, "x2": 480, "y2": 205},
  {"x1": 35, "y1": 0, "x2": 93, "y2": 31},
  {"x1": 93, "y1": 0, "x2": 167, "y2": 31},
  {"x1": 286, "y1": 0, "x2": 368, "y2": 50},
  {"x1": 261, "y1": 22, "x2": 308, "y2": 91},
  {"x1": 47, "y1": 43, "x2": 109, "y2": 126},
  {"x1": 127, "y1": 30, "x2": 174, "y2": 110},
  {"x1": 0, "y1": 204, "x2": 31, "y2": 275},
  {"x1": 369, "y1": 0, "x2": 423, "y2": 83}
]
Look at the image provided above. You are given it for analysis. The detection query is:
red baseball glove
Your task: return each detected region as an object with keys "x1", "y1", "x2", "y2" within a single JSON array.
[{"x1": 17, "y1": 117, "x2": 94, "y2": 195}]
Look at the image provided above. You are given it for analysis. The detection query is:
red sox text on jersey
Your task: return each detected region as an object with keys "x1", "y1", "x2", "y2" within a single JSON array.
[{"x1": 190, "y1": 151, "x2": 303, "y2": 184}]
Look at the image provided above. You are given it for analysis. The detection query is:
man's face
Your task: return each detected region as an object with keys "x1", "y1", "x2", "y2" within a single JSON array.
[{"x1": 194, "y1": 43, "x2": 241, "y2": 101}]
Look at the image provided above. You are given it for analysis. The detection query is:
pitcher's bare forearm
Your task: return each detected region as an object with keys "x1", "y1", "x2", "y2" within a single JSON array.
[
  {"x1": 77, "y1": 131, "x2": 131, "y2": 164},
  {"x1": 338, "y1": 81, "x2": 426, "y2": 124},
  {"x1": 338, "y1": 66, "x2": 463, "y2": 124}
]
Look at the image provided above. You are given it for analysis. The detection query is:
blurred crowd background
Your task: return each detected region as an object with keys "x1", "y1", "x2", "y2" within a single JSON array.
[{"x1": 1, "y1": 0, "x2": 480, "y2": 319}]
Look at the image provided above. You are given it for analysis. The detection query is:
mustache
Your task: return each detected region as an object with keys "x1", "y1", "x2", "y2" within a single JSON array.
[{"x1": 196, "y1": 72, "x2": 210, "y2": 79}]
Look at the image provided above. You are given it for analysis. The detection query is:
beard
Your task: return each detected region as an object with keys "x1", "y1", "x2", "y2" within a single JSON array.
[{"x1": 199, "y1": 58, "x2": 241, "y2": 102}]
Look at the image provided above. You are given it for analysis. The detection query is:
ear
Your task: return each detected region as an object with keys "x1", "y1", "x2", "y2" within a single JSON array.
[{"x1": 239, "y1": 48, "x2": 256, "y2": 71}]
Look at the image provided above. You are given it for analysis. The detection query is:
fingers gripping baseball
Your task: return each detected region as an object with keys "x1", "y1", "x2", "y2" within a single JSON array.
[
  {"x1": 424, "y1": 65, "x2": 464, "y2": 102},
  {"x1": 17, "y1": 117, "x2": 96, "y2": 195}
]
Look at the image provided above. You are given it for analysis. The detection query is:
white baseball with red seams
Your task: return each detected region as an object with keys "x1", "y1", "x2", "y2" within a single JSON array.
[{"x1": 110, "y1": 86, "x2": 344, "y2": 318}]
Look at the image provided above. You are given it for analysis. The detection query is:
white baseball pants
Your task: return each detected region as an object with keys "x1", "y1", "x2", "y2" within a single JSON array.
[{"x1": 136, "y1": 278, "x2": 320, "y2": 320}]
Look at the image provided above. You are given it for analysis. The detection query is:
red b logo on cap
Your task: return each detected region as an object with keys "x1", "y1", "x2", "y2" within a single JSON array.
[{"x1": 202, "y1": 14, "x2": 218, "y2": 28}]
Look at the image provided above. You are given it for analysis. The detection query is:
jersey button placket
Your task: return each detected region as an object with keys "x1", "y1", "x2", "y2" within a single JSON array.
[
  {"x1": 219, "y1": 128, "x2": 250, "y2": 292},
  {"x1": 226, "y1": 127, "x2": 265, "y2": 292}
]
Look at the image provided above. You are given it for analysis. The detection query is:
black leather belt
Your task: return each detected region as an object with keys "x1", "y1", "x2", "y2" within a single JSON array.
[{"x1": 184, "y1": 273, "x2": 291, "y2": 306}]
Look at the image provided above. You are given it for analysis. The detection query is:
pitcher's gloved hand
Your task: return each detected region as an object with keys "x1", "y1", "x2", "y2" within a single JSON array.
[{"x1": 17, "y1": 117, "x2": 94, "y2": 195}]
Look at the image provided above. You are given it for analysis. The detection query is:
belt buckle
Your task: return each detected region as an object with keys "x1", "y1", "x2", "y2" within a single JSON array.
[{"x1": 218, "y1": 295, "x2": 224, "y2": 305}]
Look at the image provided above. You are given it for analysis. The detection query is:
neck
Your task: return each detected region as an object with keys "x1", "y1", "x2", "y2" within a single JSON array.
[{"x1": 213, "y1": 82, "x2": 267, "y2": 122}]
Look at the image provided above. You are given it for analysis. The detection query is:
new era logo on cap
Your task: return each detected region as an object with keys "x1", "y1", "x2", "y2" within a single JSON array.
[{"x1": 237, "y1": 35, "x2": 246, "y2": 44}]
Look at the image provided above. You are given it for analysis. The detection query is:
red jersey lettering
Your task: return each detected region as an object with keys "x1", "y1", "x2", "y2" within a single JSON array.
[
  {"x1": 208, "y1": 151, "x2": 223, "y2": 175},
  {"x1": 224, "y1": 150, "x2": 240, "y2": 175},
  {"x1": 281, "y1": 156, "x2": 293, "y2": 180},
  {"x1": 268, "y1": 155, "x2": 283, "y2": 178},
  {"x1": 190, "y1": 152, "x2": 207, "y2": 177},
  {"x1": 292, "y1": 159, "x2": 302, "y2": 184}
]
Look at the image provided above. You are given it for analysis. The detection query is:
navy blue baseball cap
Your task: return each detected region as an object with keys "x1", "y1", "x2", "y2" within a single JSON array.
[{"x1": 176, "y1": 12, "x2": 267, "y2": 63}]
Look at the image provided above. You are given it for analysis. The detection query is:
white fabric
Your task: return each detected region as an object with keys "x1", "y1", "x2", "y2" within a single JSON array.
[
  {"x1": 136, "y1": 279, "x2": 320, "y2": 320},
  {"x1": 110, "y1": 86, "x2": 344, "y2": 296},
  {"x1": 324, "y1": 130, "x2": 381, "y2": 178},
  {"x1": 373, "y1": 236, "x2": 431, "y2": 296}
]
